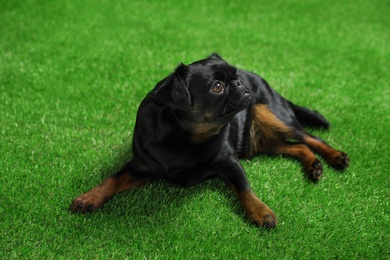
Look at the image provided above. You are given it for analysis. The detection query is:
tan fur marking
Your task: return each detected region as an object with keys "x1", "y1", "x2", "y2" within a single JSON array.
[
  {"x1": 303, "y1": 136, "x2": 333, "y2": 159},
  {"x1": 234, "y1": 189, "x2": 278, "y2": 227},
  {"x1": 70, "y1": 173, "x2": 143, "y2": 212},
  {"x1": 191, "y1": 123, "x2": 222, "y2": 143},
  {"x1": 303, "y1": 135, "x2": 350, "y2": 168},
  {"x1": 273, "y1": 143, "x2": 318, "y2": 170},
  {"x1": 189, "y1": 104, "x2": 222, "y2": 143},
  {"x1": 250, "y1": 104, "x2": 293, "y2": 155}
]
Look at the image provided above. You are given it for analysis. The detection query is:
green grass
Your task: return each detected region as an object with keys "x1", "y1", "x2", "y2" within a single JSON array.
[{"x1": 1, "y1": 0, "x2": 389, "y2": 258}]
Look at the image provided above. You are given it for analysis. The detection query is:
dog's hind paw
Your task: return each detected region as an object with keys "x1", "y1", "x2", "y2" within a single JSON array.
[
  {"x1": 331, "y1": 152, "x2": 350, "y2": 170},
  {"x1": 308, "y1": 159, "x2": 323, "y2": 180}
]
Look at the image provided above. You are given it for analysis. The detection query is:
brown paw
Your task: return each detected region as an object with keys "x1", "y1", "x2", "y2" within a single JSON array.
[
  {"x1": 308, "y1": 158, "x2": 323, "y2": 180},
  {"x1": 248, "y1": 206, "x2": 278, "y2": 228},
  {"x1": 70, "y1": 192, "x2": 107, "y2": 213},
  {"x1": 240, "y1": 192, "x2": 278, "y2": 228},
  {"x1": 331, "y1": 152, "x2": 350, "y2": 170}
]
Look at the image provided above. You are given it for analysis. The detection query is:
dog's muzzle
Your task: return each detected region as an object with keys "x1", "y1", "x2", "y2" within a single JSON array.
[
  {"x1": 230, "y1": 80, "x2": 252, "y2": 105},
  {"x1": 220, "y1": 82, "x2": 252, "y2": 117}
]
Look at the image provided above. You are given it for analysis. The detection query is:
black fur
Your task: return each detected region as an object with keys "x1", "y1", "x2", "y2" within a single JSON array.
[{"x1": 70, "y1": 54, "x2": 349, "y2": 228}]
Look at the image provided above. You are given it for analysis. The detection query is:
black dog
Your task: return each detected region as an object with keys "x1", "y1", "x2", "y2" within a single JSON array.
[{"x1": 70, "y1": 54, "x2": 349, "y2": 228}]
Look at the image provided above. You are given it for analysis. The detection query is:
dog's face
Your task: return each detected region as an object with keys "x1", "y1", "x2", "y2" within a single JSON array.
[{"x1": 154, "y1": 54, "x2": 252, "y2": 142}]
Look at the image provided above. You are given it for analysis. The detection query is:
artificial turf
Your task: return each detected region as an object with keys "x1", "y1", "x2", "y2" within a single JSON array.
[{"x1": 1, "y1": 0, "x2": 389, "y2": 258}]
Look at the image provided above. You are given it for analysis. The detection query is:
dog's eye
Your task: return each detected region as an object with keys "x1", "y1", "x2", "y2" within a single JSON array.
[{"x1": 212, "y1": 81, "x2": 224, "y2": 93}]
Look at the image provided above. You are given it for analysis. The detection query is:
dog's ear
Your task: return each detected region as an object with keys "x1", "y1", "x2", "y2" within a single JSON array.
[
  {"x1": 208, "y1": 53, "x2": 224, "y2": 61},
  {"x1": 154, "y1": 63, "x2": 191, "y2": 111}
]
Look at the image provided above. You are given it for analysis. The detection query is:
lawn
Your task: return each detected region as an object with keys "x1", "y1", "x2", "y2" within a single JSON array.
[{"x1": 1, "y1": 0, "x2": 388, "y2": 258}]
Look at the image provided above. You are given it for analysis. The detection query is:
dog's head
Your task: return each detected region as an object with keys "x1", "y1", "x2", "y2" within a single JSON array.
[{"x1": 154, "y1": 54, "x2": 252, "y2": 142}]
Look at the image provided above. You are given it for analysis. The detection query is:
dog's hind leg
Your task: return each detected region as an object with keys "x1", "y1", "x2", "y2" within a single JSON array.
[
  {"x1": 250, "y1": 104, "x2": 323, "y2": 179},
  {"x1": 70, "y1": 163, "x2": 145, "y2": 213},
  {"x1": 250, "y1": 104, "x2": 349, "y2": 178},
  {"x1": 302, "y1": 134, "x2": 350, "y2": 170},
  {"x1": 288, "y1": 102, "x2": 349, "y2": 169},
  {"x1": 288, "y1": 101, "x2": 330, "y2": 129},
  {"x1": 272, "y1": 142, "x2": 323, "y2": 180}
]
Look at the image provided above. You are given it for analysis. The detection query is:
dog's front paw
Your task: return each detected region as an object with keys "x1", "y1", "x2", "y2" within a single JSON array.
[
  {"x1": 70, "y1": 192, "x2": 107, "y2": 213},
  {"x1": 247, "y1": 205, "x2": 278, "y2": 228},
  {"x1": 239, "y1": 191, "x2": 278, "y2": 228},
  {"x1": 331, "y1": 151, "x2": 350, "y2": 170}
]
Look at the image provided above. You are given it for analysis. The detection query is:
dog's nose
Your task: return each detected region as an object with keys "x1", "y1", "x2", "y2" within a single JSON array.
[
  {"x1": 232, "y1": 80, "x2": 241, "y2": 87},
  {"x1": 243, "y1": 90, "x2": 251, "y2": 99}
]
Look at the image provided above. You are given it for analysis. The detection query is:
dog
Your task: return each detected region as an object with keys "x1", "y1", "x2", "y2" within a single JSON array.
[{"x1": 70, "y1": 54, "x2": 349, "y2": 228}]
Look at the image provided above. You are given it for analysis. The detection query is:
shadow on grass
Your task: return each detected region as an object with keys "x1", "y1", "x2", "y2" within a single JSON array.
[{"x1": 68, "y1": 143, "x2": 330, "y2": 232}]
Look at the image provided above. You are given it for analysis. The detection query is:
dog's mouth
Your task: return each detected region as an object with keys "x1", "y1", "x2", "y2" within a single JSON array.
[{"x1": 220, "y1": 91, "x2": 251, "y2": 117}]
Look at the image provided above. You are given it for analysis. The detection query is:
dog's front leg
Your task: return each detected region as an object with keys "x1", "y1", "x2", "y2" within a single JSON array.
[
  {"x1": 222, "y1": 159, "x2": 278, "y2": 228},
  {"x1": 70, "y1": 163, "x2": 144, "y2": 213}
]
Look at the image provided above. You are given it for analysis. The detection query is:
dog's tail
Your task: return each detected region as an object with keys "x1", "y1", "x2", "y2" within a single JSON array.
[{"x1": 288, "y1": 101, "x2": 330, "y2": 129}]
